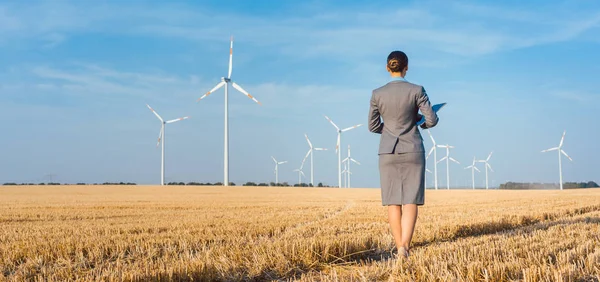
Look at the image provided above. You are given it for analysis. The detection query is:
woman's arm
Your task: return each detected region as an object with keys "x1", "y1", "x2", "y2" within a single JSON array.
[
  {"x1": 417, "y1": 87, "x2": 439, "y2": 129},
  {"x1": 369, "y1": 93, "x2": 383, "y2": 134}
]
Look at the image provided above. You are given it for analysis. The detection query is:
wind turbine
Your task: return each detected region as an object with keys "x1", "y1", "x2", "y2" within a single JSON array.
[
  {"x1": 293, "y1": 167, "x2": 306, "y2": 186},
  {"x1": 437, "y1": 144, "x2": 460, "y2": 190},
  {"x1": 542, "y1": 131, "x2": 573, "y2": 190},
  {"x1": 146, "y1": 104, "x2": 189, "y2": 186},
  {"x1": 464, "y1": 157, "x2": 481, "y2": 190},
  {"x1": 196, "y1": 36, "x2": 261, "y2": 187},
  {"x1": 342, "y1": 145, "x2": 360, "y2": 188},
  {"x1": 303, "y1": 134, "x2": 328, "y2": 186},
  {"x1": 477, "y1": 152, "x2": 494, "y2": 189},
  {"x1": 426, "y1": 130, "x2": 440, "y2": 190},
  {"x1": 271, "y1": 156, "x2": 287, "y2": 185},
  {"x1": 324, "y1": 115, "x2": 362, "y2": 188}
]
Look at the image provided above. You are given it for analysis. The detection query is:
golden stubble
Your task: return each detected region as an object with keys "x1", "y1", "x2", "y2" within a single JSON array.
[{"x1": 1, "y1": 186, "x2": 599, "y2": 281}]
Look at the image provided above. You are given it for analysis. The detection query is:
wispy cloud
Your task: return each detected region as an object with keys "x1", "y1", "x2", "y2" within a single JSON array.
[
  {"x1": 552, "y1": 91, "x2": 599, "y2": 104},
  {"x1": 1, "y1": 1, "x2": 598, "y2": 56}
]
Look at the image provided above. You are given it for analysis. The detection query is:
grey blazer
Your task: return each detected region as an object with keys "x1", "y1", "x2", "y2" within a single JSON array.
[{"x1": 368, "y1": 80, "x2": 439, "y2": 155}]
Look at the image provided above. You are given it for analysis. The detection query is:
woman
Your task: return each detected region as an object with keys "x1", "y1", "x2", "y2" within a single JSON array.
[{"x1": 368, "y1": 51, "x2": 438, "y2": 258}]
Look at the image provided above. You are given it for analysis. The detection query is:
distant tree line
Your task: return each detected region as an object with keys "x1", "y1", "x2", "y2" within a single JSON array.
[
  {"x1": 3, "y1": 181, "x2": 332, "y2": 187},
  {"x1": 500, "y1": 181, "x2": 599, "y2": 190},
  {"x1": 2, "y1": 182, "x2": 137, "y2": 186}
]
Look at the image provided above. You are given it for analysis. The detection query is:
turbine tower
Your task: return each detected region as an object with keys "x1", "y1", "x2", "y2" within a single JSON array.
[
  {"x1": 542, "y1": 131, "x2": 573, "y2": 190},
  {"x1": 146, "y1": 104, "x2": 189, "y2": 186},
  {"x1": 464, "y1": 157, "x2": 481, "y2": 190},
  {"x1": 303, "y1": 134, "x2": 328, "y2": 186},
  {"x1": 477, "y1": 152, "x2": 494, "y2": 189},
  {"x1": 342, "y1": 145, "x2": 360, "y2": 188},
  {"x1": 271, "y1": 156, "x2": 287, "y2": 185},
  {"x1": 197, "y1": 36, "x2": 261, "y2": 186},
  {"x1": 437, "y1": 144, "x2": 460, "y2": 190},
  {"x1": 324, "y1": 115, "x2": 362, "y2": 188},
  {"x1": 426, "y1": 130, "x2": 440, "y2": 190}
]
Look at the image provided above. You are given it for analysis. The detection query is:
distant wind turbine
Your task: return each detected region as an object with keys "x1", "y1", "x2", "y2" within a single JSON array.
[
  {"x1": 271, "y1": 156, "x2": 287, "y2": 185},
  {"x1": 437, "y1": 144, "x2": 460, "y2": 190},
  {"x1": 477, "y1": 152, "x2": 494, "y2": 189},
  {"x1": 342, "y1": 145, "x2": 360, "y2": 188},
  {"x1": 196, "y1": 36, "x2": 261, "y2": 187},
  {"x1": 303, "y1": 134, "x2": 328, "y2": 186},
  {"x1": 426, "y1": 130, "x2": 440, "y2": 190},
  {"x1": 542, "y1": 131, "x2": 573, "y2": 190},
  {"x1": 324, "y1": 115, "x2": 362, "y2": 188},
  {"x1": 146, "y1": 104, "x2": 189, "y2": 186},
  {"x1": 464, "y1": 157, "x2": 481, "y2": 190},
  {"x1": 293, "y1": 167, "x2": 306, "y2": 186}
]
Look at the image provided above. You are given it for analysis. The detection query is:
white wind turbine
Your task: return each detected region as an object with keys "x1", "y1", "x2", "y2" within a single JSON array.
[
  {"x1": 303, "y1": 134, "x2": 328, "y2": 186},
  {"x1": 542, "y1": 131, "x2": 573, "y2": 190},
  {"x1": 464, "y1": 157, "x2": 481, "y2": 190},
  {"x1": 146, "y1": 104, "x2": 189, "y2": 186},
  {"x1": 293, "y1": 168, "x2": 306, "y2": 186},
  {"x1": 196, "y1": 36, "x2": 261, "y2": 187},
  {"x1": 271, "y1": 156, "x2": 287, "y2": 185},
  {"x1": 342, "y1": 145, "x2": 360, "y2": 188},
  {"x1": 476, "y1": 152, "x2": 494, "y2": 190},
  {"x1": 324, "y1": 115, "x2": 362, "y2": 188},
  {"x1": 437, "y1": 144, "x2": 460, "y2": 190},
  {"x1": 425, "y1": 130, "x2": 440, "y2": 190}
]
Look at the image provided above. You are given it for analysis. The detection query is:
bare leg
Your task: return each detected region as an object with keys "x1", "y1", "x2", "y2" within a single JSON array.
[
  {"x1": 400, "y1": 204, "x2": 418, "y2": 251},
  {"x1": 387, "y1": 205, "x2": 403, "y2": 252}
]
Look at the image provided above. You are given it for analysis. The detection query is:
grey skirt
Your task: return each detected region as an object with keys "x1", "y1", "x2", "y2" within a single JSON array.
[{"x1": 379, "y1": 152, "x2": 425, "y2": 206}]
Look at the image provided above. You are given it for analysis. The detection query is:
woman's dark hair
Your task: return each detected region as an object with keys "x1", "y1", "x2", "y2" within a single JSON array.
[{"x1": 387, "y1": 51, "x2": 408, "y2": 73}]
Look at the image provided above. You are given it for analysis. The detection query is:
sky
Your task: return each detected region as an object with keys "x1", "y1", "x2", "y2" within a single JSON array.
[{"x1": 1, "y1": 0, "x2": 599, "y2": 187}]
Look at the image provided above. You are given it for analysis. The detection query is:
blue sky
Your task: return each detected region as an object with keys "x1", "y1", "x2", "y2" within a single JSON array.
[{"x1": 1, "y1": 0, "x2": 599, "y2": 187}]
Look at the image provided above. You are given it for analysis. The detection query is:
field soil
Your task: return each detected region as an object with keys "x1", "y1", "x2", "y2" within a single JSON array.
[{"x1": 1, "y1": 186, "x2": 599, "y2": 281}]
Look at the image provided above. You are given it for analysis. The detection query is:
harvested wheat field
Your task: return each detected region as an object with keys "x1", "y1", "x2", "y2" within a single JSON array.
[{"x1": 1, "y1": 186, "x2": 599, "y2": 281}]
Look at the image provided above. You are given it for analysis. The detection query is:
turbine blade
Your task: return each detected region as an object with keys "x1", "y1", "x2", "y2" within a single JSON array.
[
  {"x1": 486, "y1": 151, "x2": 493, "y2": 161},
  {"x1": 561, "y1": 150, "x2": 573, "y2": 161},
  {"x1": 279, "y1": 161, "x2": 288, "y2": 165},
  {"x1": 228, "y1": 36, "x2": 233, "y2": 79},
  {"x1": 324, "y1": 115, "x2": 340, "y2": 131},
  {"x1": 146, "y1": 104, "x2": 164, "y2": 122},
  {"x1": 474, "y1": 167, "x2": 481, "y2": 172},
  {"x1": 541, "y1": 147, "x2": 559, "y2": 153},
  {"x1": 449, "y1": 157, "x2": 460, "y2": 164},
  {"x1": 464, "y1": 165, "x2": 472, "y2": 169},
  {"x1": 166, "y1": 116, "x2": 190, "y2": 124},
  {"x1": 426, "y1": 147, "x2": 435, "y2": 159},
  {"x1": 437, "y1": 145, "x2": 447, "y2": 148},
  {"x1": 559, "y1": 130, "x2": 566, "y2": 147},
  {"x1": 341, "y1": 124, "x2": 362, "y2": 132},
  {"x1": 426, "y1": 168, "x2": 432, "y2": 173},
  {"x1": 351, "y1": 158, "x2": 361, "y2": 165},
  {"x1": 314, "y1": 148, "x2": 328, "y2": 151},
  {"x1": 271, "y1": 156, "x2": 277, "y2": 163},
  {"x1": 487, "y1": 163, "x2": 494, "y2": 172},
  {"x1": 302, "y1": 149, "x2": 311, "y2": 166},
  {"x1": 197, "y1": 81, "x2": 226, "y2": 102},
  {"x1": 336, "y1": 134, "x2": 340, "y2": 154},
  {"x1": 304, "y1": 134, "x2": 313, "y2": 148},
  {"x1": 437, "y1": 156, "x2": 448, "y2": 164},
  {"x1": 232, "y1": 82, "x2": 261, "y2": 105},
  {"x1": 300, "y1": 171, "x2": 305, "y2": 177},
  {"x1": 427, "y1": 129, "x2": 436, "y2": 145},
  {"x1": 156, "y1": 128, "x2": 163, "y2": 147}
]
